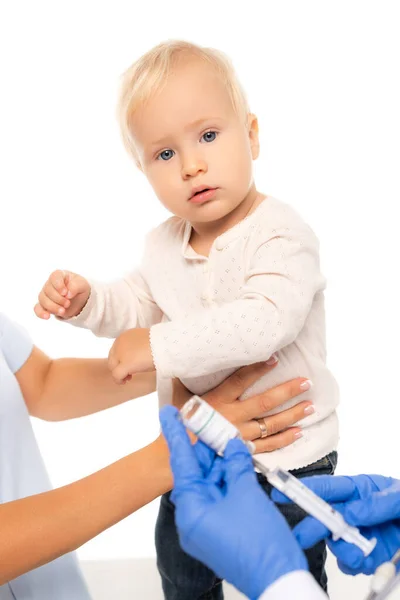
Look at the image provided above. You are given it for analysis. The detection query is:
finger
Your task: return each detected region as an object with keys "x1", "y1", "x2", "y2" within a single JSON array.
[
  {"x1": 291, "y1": 509, "x2": 371, "y2": 567},
  {"x1": 272, "y1": 487, "x2": 292, "y2": 503},
  {"x1": 207, "y1": 458, "x2": 224, "y2": 485},
  {"x1": 43, "y1": 281, "x2": 70, "y2": 308},
  {"x1": 190, "y1": 444, "x2": 223, "y2": 484},
  {"x1": 238, "y1": 378, "x2": 311, "y2": 423},
  {"x1": 193, "y1": 440, "x2": 217, "y2": 476},
  {"x1": 273, "y1": 475, "x2": 358, "y2": 505},
  {"x1": 38, "y1": 291, "x2": 67, "y2": 317},
  {"x1": 283, "y1": 476, "x2": 359, "y2": 504},
  {"x1": 111, "y1": 363, "x2": 131, "y2": 383},
  {"x1": 205, "y1": 358, "x2": 278, "y2": 404},
  {"x1": 49, "y1": 270, "x2": 68, "y2": 295},
  {"x1": 66, "y1": 275, "x2": 89, "y2": 299},
  {"x1": 291, "y1": 516, "x2": 331, "y2": 549},
  {"x1": 160, "y1": 406, "x2": 204, "y2": 486},
  {"x1": 222, "y1": 439, "x2": 257, "y2": 488},
  {"x1": 240, "y1": 401, "x2": 312, "y2": 441},
  {"x1": 336, "y1": 557, "x2": 364, "y2": 576},
  {"x1": 34, "y1": 303, "x2": 50, "y2": 320},
  {"x1": 328, "y1": 538, "x2": 366, "y2": 573},
  {"x1": 252, "y1": 427, "x2": 302, "y2": 453},
  {"x1": 334, "y1": 552, "x2": 375, "y2": 576},
  {"x1": 264, "y1": 401, "x2": 314, "y2": 436},
  {"x1": 344, "y1": 484, "x2": 400, "y2": 527}
]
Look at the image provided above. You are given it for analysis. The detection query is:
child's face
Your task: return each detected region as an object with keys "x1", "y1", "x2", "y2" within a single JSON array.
[{"x1": 131, "y1": 58, "x2": 259, "y2": 224}]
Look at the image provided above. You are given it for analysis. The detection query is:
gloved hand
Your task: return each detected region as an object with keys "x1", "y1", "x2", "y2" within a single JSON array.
[
  {"x1": 160, "y1": 405, "x2": 308, "y2": 600},
  {"x1": 272, "y1": 474, "x2": 400, "y2": 575}
]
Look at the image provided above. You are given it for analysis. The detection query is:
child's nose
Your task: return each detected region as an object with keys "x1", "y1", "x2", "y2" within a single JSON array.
[{"x1": 181, "y1": 155, "x2": 208, "y2": 179}]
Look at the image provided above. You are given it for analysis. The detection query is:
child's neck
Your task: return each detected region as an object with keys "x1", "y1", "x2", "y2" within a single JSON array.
[{"x1": 189, "y1": 184, "x2": 264, "y2": 257}]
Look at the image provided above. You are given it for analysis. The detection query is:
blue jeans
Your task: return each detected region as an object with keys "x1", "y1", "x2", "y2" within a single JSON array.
[{"x1": 155, "y1": 451, "x2": 338, "y2": 600}]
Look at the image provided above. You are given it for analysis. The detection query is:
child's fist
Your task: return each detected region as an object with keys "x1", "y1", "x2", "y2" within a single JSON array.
[
  {"x1": 34, "y1": 270, "x2": 90, "y2": 320},
  {"x1": 108, "y1": 328, "x2": 154, "y2": 384}
]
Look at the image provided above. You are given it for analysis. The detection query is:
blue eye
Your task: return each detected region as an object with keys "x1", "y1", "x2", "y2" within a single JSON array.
[
  {"x1": 201, "y1": 131, "x2": 217, "y2": 143},
  {"x1": 157, "y1": 149, "x2": 175, "y2": 161}
]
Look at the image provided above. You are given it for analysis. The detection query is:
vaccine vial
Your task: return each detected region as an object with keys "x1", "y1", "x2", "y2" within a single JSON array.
[{"x1": 180, "y1": 395, "x2": 254, "y2": 455}]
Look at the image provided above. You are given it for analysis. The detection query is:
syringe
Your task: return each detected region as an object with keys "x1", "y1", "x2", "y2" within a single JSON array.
[
  {"x1": 180, "y1": 395, "x2": 376, "y2": 558},
  {"x1": 254, "y1": 462, "x2": 376, "y2": 555}
]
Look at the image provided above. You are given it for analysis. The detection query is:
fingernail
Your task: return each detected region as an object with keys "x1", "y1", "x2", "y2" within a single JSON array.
[
  {"x1": 61, "y1": 288, "x2": 67, "y2": 296},
  {"x1": 266, "y1": 354, "x2": 278, "y2": 365},
  {"x1": 58, "y1": 307, "x2": 65, "y2": 316},
  {"x1": 304, "y1": 404, "x2": 315, "y2": 415},
  {"x1": 295, "y1": 431, "x2": 303, "y2": 439},
  {"x1": 67, "y1": 291, "x2": 73, "y2": 299},
  {"x1": 300, "y1": 379, "x2": 313, "y2": 391}
]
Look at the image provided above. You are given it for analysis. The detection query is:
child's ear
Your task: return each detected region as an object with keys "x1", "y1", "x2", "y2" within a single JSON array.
[{"x1": 247, "y1": 113, "x2": 260, "y2": 160}]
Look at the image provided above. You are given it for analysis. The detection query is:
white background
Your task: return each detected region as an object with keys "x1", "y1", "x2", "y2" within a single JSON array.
[{"x1": 1, "y1": 0, "x2": 399, "y2": 587}]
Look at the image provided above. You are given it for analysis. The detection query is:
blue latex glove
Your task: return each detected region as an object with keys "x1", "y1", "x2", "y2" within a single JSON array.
[
  {"x1": 160, "y1": 405, "x2": 308, "y2": 600},
  {"x1": 272, "y1": 474, "x2": 400, "y2": 575}
]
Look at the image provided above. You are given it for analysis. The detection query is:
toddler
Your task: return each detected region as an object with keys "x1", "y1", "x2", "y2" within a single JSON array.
[{"x1": 36, "y1": 41, "x2": 339, "y2": 599}]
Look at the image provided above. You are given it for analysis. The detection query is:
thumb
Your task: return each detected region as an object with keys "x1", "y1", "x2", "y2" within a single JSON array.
[
  {"x1": 286, "y1": 475, "x2": 358, "y2": 505},
  {"x1": 345, "y1": 484, "x2": 400, "y2": 527},
  {"x1": 292, "y1": 516, "x2": 330, "y2": 549},
  {"x1": 222, "y1": 438, "x2": 256, "y2": 488},
  {"x1": 50, "y1": 269, "x2": 68, "y2": 295},
  {"x1": 66, "y1": 274, "x2": 90, "y2": 299},
  {"x1": 160, "y1": 406, "x2": 203, "y2": 489}
]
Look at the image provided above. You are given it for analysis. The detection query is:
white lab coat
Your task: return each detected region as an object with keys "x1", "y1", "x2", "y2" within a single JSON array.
[
  {"x1": 259, "y1": 571, "x2": 328, "y2": 599},
  {"x1": 0, "y1": 314, "x2": 92, "y2": 599}
]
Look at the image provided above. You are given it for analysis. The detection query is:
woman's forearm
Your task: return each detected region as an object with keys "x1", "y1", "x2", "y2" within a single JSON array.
[
  {"x1": 17, "y1": 347, "x2": 157, "y2": 421},
  {"x1": 0, "y1": 436, "x2": 171, "y2": 585},
  {"x1": 41, "y1": 358, "x2": 156, "y2": 420}
]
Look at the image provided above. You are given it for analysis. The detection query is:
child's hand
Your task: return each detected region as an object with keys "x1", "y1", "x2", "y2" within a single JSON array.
[
  {"x1": 108, "y1": 328, "x2": 155, "y2": 384},
  {"x1": 34, "y1": 270, "x2": 91, "y2": 320}
]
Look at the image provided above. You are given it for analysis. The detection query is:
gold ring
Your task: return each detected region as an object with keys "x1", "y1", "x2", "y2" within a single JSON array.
[{"x1": 257, "y1": 418, "x2": 268, "y2": 439}]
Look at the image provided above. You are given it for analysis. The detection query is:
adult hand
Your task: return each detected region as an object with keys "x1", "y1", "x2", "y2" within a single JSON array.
[
  {"x1": 273, "y1": 474, "x2": 400, "y2": 575},
  {"x1": 160, "y1": 406, "x2": 308, "y2": 600},
  {"x1": 172, "y1": 358, "x2": 313, "y2": 454}
]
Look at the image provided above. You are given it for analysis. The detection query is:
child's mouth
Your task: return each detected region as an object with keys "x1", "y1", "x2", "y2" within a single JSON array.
[{"x1": 189, "y1": 188, "x2": 218, "y2": 204}]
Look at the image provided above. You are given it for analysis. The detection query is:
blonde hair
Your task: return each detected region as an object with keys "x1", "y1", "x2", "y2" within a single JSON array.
[{"x1": 118, "y1": 40, "x2": 250, "y2": 165}]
